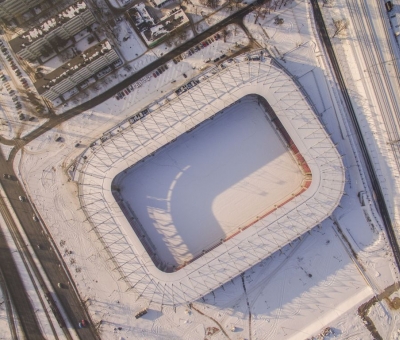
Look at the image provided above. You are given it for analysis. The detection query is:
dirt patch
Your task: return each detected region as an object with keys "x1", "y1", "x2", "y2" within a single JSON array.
[
  {"x1": 385, "y1": 296, "x2": 400, "y2": 310},
  {"x1": 358, "y1": 282, "x2": 400, "y2": 340}
]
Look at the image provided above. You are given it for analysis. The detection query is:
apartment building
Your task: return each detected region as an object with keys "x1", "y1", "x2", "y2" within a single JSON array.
[
  {"x1": 35, "y1": 40, "x2": 119, "y2": 101},
  {"x1": 0, "y1": 0, "x2": 47, "y2": 20},
  {"x1": 9, "y1": 1, "x2": 95, "y2": 61}
]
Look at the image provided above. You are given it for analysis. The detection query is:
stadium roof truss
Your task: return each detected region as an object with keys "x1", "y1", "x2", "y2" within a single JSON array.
[{"x1": 74, "y1": 56, "x2": 345, "y2": 306}]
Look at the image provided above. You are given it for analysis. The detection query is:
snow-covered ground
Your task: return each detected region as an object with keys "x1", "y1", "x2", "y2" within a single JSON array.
[
  {"x1": 116, "y1": 97, "x2": 303, "y2": 266},
  {"x1": 114, "y1": 21, "x2": 147, "y2": 62},
  {"x1": 57, "y1": 24, "x2": 249, "y2": 114},
  {"x1": 3, "y1": 0, "x2": 400, "y2": 338},
  {"x1": 319, "y1": 0, "x2": 400, "y2": 238}
]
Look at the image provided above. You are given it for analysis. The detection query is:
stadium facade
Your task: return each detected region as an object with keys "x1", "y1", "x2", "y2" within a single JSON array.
[{"x1": 73, "y1": 55, "x2": 345, "y2": 306}]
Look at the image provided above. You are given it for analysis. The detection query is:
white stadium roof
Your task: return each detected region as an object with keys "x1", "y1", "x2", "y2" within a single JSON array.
[{"x1": 74, "y1": 55, "x2": 345, "y2": 306}]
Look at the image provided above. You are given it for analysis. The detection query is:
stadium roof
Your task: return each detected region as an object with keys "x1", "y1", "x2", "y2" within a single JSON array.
[{"x1": 74, "y1": 54, "x2": 345, "y2": 306}]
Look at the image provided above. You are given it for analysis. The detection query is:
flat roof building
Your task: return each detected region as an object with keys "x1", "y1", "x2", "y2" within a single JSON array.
[
  {"x1": 0, "y1": 0, "x2": 46, "y2": 21},
  {"x1": 151, "y1": 0, "x2": 173, "y2": 8},
  {"x1": 9, "y1": 1, "x2": 95, "y2": 61},
  {"x1": 35, "y1": 40, "x2": 119, "y2": 101}
]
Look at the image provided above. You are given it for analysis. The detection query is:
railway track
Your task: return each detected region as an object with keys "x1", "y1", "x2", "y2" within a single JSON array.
[
  {"x1": 310, "y1": 0, "x2": 400, "y2": 270},
  {"x1": 0, "y1": 268, "x2": 18, "y2": 339},
  {"x1": 346, "y1": 0, "x2": 400, "y2": 175},
  {"x1": 0, "y1": 189, "x2": 71, "y2": 340}
]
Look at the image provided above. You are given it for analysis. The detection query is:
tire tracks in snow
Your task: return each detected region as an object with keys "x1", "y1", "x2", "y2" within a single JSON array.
[
  {"x1": 190, "y1": 303, "x2": 231, "y2": 340},
  {"x1": 241, "y1": 273, "x2": 252, "y2": 340}
]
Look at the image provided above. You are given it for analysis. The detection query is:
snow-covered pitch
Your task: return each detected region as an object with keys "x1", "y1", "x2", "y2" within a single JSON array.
[
  {"x1": 74, "y1": 56, "x2": 345, "y2": 306},
  {"x1": 113, "y1": 97, "x2": 305, "y2": 268}
]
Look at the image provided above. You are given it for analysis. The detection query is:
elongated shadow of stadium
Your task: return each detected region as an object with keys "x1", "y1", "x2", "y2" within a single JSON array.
[{"x1": 113, "y1": 95, "x2": 309, "y2": 271}]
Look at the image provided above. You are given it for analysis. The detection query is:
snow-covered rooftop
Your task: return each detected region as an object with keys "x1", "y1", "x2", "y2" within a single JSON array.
[
  {"x1": 10, "y1": 1, "x2": 89, "y2": 53},
  {"x1": 34, "y1": 40, "x2": 115, "y2": 94},
  {"x1": 74, "y1": 56, "x2": 345, "y2": 306}
]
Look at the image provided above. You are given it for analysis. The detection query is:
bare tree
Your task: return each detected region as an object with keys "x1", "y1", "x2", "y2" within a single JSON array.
[
  {"x1": 222, "y1": 28, "x2": 231, "y2": 42},
  {"x1": 165, "y1": 36, "x2": 173, "y2": 48},
  {"x1": 200, "y1": 0, "x2": 220, "y2": 9},
  {"x1": 332, "y1": 18, "x2": 348, "y2": 38},
  {"x1": 59, "y1": 49, "x2": 74, "y2": 63},
  {"x1": 227, "y1": 0, "x2": 241, "y2": 11},
  {"x1": 178, "y1": 30, "x2": 188, "y2": 42},
  {"x1": 274, "y1": 16, "x2": 284, "y2": 25},
  {"x1": 254, "y1": 5, "x2": 269, "y2": 24},
  {"x1": 323, "y1": 0, "x2": 335, "y2": 7}
]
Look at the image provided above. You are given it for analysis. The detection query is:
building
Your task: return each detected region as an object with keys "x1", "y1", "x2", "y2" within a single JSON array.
[
  {"x1": 151, "y1": 0, "x2": 174, "y2": 8},
  {"x1": 129, "y1": 4, "x2": 189, "y2": 47},
  {"x1": 74, "y1": 55, "x2": 345, "y2": 306},
  {"x1": 0, "y1": 0, "x2": 48, "y2": 21},
  {"x1": 35, "y1": 40, "x2": 119, "y2": 101},
  {"x1": 9, "y1": 1, "x2": 95, "y2": 61}
]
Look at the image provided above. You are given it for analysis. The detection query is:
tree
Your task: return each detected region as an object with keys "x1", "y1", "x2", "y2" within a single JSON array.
[
  {"x1": 254, "y1": 5, "x2": 266, "y2": 24},
  {"x1": 274, "y1": 16, "x2": 284, "y2": 25},
  {"x1": 332, "y1": 18, "x2": 348, "y2": 38},
  {"x1": 323, "y1": 0, "x2": 335, "y2": 7},
  {"x1": 200, "y1": 0, "x2": 220, "y2": 9},
  {"x1": 87, "y1": 35, "x2": 95, "y2": 44},
  {"x1": 222, "y1": 28, "x2": 231, "y2": 42},
  {"x1": 227, "y1": 0, "x2": 241, "y2": 11}
]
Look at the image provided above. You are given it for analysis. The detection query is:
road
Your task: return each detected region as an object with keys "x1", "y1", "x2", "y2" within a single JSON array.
[
  {"x1": 310, "y1": 0, "x2": 400, "y2": 270},
  {"x1": 0, "y1": 210, "x2": 43, "y2": 339},
  {"x1": 0, "y1": 3, "x2": 261, "y2": 338},
  {"x1": 0, "y1": 170, "x2": 98, "y2": 339}
]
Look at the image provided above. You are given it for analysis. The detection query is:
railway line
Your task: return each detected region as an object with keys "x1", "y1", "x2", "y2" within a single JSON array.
[
  {"x1": 310, "y1": 0, "x2": 400, "y2": 270},
  {"x1": 345, "y1": 0, "x2": 400, "y2": 176},
  {"x1": 0, "y1": 268, "x2": 18, "y2": 339},
  {"x1": 0, "y1": 188, "x2": 73, "y2": 339},
  {"x1": 0, "y1": 192, "x2": 46, "y2": 339},
  {"x1": 0, "y1": 165, "x2": 100, "y2": 340}
]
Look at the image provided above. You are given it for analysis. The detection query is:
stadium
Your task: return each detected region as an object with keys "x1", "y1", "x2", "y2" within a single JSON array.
[{"x1": 74, "y1": 54, "x2": 345, "y2": 306}]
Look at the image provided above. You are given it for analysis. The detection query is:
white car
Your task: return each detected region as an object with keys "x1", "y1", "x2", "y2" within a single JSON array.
[{"x1": 18, "y1": 196, "x2": 25, "y2": 202}]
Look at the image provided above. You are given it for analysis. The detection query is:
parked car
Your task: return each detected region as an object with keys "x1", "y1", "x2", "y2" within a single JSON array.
[
  {"x1": 19, "y1": 195, "x2": 25, "y2": 202},
  {"x1": 33, "y1": 214, "x2": 39, "y2": 222}
]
